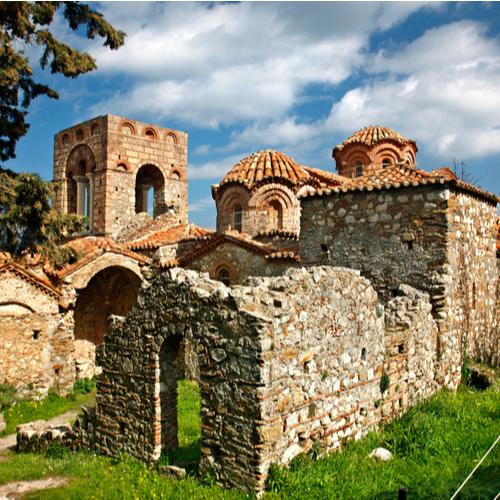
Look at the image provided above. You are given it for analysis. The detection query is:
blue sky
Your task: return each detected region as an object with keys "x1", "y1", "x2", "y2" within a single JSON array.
[{"x1": 5, "y1": 1, "x2": 500, "y2": 229}]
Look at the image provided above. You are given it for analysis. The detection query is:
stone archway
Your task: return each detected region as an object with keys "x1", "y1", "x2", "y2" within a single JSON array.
[{"x1": 73, "y1": 266, "x2": 142, "y2": 378}]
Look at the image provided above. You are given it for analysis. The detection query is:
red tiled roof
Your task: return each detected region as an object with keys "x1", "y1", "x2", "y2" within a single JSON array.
[
  {"x1": 179, "y1": 231, "x2": 299, "y2": 266},
  {"x1": 299, "y1": 164, "x2": 499, "y2": 204},
  {"x1": 48, "y1": 236, "x2": 149, "y2": 279},
  {"x1": 334, "y1": 125, "x2": 417, "y2": 152},
  {"x1": 0, "y1": 260, "x2": 61, "y2": 299},
  {"x1": 216, "y1": 150, "x2": 339, "y2": 191},
  {"x1": 126, "y1": 224, "x2": 213, "y2": 251}
]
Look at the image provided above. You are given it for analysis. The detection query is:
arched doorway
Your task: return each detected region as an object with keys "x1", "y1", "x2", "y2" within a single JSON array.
[
  {"x1": 73, "y1": 266, "x2": 142, "y2": 378},
  {"x1": 135, "y1": 164, "x2": 165, "y2": 217}
]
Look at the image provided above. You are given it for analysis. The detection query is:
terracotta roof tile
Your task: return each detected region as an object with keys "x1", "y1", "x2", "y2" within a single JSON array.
[
  {"x1": 0, "y1": 260, "x2": 61, "y2": 299},
  {"x1": 299, "y1": 164, "x2": 499, "y2": 204},
  {"x1": 126, "y1": 224, "x2": 213, "y2": 251},
  {"x1": 47, "y1": 236, "x2": 149, "y2": 279},
  {"x1": 217, "y1": 150, "x2": 314, "y2": 190},
  {"x1": 334, "y1": 125, "x2": 416, "y2": 152}
]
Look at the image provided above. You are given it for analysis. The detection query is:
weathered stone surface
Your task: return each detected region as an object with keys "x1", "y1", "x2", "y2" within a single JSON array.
[
  {"x1": 72, "y1": 266, "x2": 442, "y2": 495},
  {"x1": 17, "y1": 421, "x2": 73, "y2": 453},
  {"x1": 159, "y1": 465, "x2": 186, "y2": 479},
  {"x1": 300, "y1": 184, "x2": 499, "y2": 386},
  {"x1": 0, "y1": 413, "x2": 5, "y2": 433}
]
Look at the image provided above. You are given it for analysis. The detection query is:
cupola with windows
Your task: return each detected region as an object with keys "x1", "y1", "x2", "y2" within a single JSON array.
[{"x1": 332, "y1": 125, "x2": 418, "y2": 178}]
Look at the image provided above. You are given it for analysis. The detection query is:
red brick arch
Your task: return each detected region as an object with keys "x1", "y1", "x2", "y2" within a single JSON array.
[
  {"x1": 249, "y1": 183, "x2": 297, "y2": 210},
  {"x1": 119, "y1": 119, "x2": 137, "y2": 136}
]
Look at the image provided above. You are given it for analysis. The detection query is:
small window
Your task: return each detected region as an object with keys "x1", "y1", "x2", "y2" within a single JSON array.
[
  {"x1": 355, "y1": 162, "x2": 364, "y2": 177},
  {"x1": 217, "y1": 268, "x2": 231, "y2": 286},
  {"x1": 76, "y1": 128, "x2": 85, "y2": 141},
  {"x1": 62, "y1": 133, "x2": 70, "y2": 145},
  {"x1": 361, "y1": 347, "x2": 366, "y2": 360},
  {"x1": 91, "y1": 123, "x2": 100, "y2": 135},
  {"x1": 32, "y1": 329, "x2": 41, "y2": 340},
  {"x1": 382, "y1": 158, "x2": 391, "y2": 168},
  {"x1": 233, "y1": 204, "x2": 242, "y2": 232}
]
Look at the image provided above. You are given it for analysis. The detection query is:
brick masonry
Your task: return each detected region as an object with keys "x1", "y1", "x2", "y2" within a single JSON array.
[{"x1": 53, "y1": 115, "x2": 188, "y2": 238}]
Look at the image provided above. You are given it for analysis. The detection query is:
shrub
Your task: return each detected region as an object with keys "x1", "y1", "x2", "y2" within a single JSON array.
[
  {"x1": 72, "y1": 377, "x2": 96, "y2": 396},
  {"x1": 0, "y1": 381, "x2": 17, "y2": 411}
]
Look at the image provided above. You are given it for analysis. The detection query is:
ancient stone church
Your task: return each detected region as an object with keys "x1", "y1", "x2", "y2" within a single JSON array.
[{"x1": 1, "y1": 116, "x2": 499, "y2": 493}]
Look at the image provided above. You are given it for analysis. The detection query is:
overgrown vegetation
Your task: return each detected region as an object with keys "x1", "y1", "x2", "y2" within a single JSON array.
[
  {"x1": 0, "y1": 378, "x2": 498, "y2": 499},
  {"x1": 0, "y1": 378, "x2": 95, "y2": 436},
  {"x1": 0, "y1": 381, "x2": 17, "y2": 412}
]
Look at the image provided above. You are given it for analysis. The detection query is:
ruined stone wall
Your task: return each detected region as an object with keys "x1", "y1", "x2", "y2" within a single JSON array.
[
  {"x1": 0, "y1": 272, "x2": 74, "y2": 395},
  {"x1": 53, "y1": 115, "x2": 188, "y2": 238},
  {"x1": 299, "y1": 185, "x2": 498, "y2": 383},
  {"x1": 445, "y1": 192, "x2": 498, "y2": 367},
  {"x1": 255, "y1": 269, "x2": 439, "y2": 473},
  {"x1": 85, "y1": 266, "x2": 441, "y2": 494},
  {"x1": 185, "y1": 242, "x2": 295, "y2": 284}
]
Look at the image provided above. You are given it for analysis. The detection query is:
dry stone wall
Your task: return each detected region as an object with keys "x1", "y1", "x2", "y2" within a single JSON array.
[{"x1": 80, "y1": 266, "x2": 443, "y2": 494}]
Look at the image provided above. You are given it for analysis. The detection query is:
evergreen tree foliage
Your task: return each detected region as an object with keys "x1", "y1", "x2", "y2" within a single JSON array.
[
  {"x1": 0, "y1": 1, "x2": 125, "y2": 162},
  {"x1": 0, "y1": 167, "x2": 85, "y2": 267}
]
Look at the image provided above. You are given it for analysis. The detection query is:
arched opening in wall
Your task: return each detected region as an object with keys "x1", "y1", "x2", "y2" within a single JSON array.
[
  {"x1": 62, "y1": 133, "x2": 70, "y2": 145},
  {"x1": 267, "y1": 200, "x2": 283, "y2": 230},
  {"x1": 144, "y1": 127, "x2": 158, "y2": 140},
  {"x1": 76, "y1": 128, "x2": 85, "y2": 141},
  {"x1": 135, "y1": 165, "x2": 165, "y2": 217},
  {"x1": 91, "y1": 123, "x2": 99, "y2": 136},
  {"x1": 217, "y1": 267, "x2": 231, "y2": 286},
  {"x1": 233, "y1": 204, "x2": 242, "y2": 232},
  {"x1": 159, "y1": 335, "x2": 201, "y2": 469},
  {"x1": 73, "y1": 266, "x2": 142, "y2": 378},
  {"x1": 66, "y1": 144, "x2": 96, "y2": 228},
  {"x1": 382, "y1": 158, "x2": 392, "y2": 168}
]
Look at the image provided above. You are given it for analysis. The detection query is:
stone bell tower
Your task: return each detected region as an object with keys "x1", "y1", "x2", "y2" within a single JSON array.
[{"x1": 53, "y1": 115, "x2": 188, "y2": 237}]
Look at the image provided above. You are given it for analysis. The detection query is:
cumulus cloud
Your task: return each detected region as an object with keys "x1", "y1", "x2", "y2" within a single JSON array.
[
  {"x1": 88, "y1": 2, "x2": 429, "y2": 126},
  {"x1": 325, "y1": 21, "x2": 500, "y2": 159}
]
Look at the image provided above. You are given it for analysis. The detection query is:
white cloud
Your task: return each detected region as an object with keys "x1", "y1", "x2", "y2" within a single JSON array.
[
  {"x1": 325, "y1": 21, "x2": 500, "y2": 159},
  {"x1": 189, "y1": 154, "x2": 244, "y2": 180},
  {"x1": 189, "y1": 196, "x2": 214, "y2": 213},
  {"x1": 88, "y1": 2, "x2": 429, "y2": 126}
]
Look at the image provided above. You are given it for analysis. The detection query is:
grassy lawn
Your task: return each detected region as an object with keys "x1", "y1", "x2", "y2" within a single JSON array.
[
  {"x1": 0, "y1": 379, "x2": 96, "y2": 436},
  {"x1": 0, "y1": 379, "x2": 498, "y2": 499}
]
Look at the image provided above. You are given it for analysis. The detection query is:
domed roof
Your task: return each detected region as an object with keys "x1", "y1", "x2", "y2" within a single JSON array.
[
  {"x1": 218, "y1": 150, "x2": 311, "y2": 189},
  {"x1": 334, "y1": 125, "x2": 416, "y2": 152}
]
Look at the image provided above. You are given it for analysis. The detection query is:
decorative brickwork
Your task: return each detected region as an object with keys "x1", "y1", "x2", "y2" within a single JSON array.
[
  {"x1": 333, "y1": 125, "x2": 418, "y2": 178},
  {"x1": 53, "y1": 115, "x2": 188, "y2": 238}
]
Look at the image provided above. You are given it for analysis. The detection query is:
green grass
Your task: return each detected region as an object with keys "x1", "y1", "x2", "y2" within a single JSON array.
[
  {"x1": 0, "y1": 379, "x2": 95, "y2": 436},
  {"x1": 265, "y1": 385, "x2": 500, "y2": 499},
  {"x1": 0, "y1": 379, "x2": 498, "y2": 499},
  {"x1": 160, "y1": 379, "x2": 202, "y2": 469}
]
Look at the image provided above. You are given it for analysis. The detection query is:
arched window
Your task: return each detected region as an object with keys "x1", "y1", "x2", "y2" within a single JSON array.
[
  {"x1": 382, "y1": 158, "x2": 391, "y2": 168},
  {"x1": 91, "y1": 123, "x2": 100, "y2": 135},
  {"x1": 233, "y1": 204, "x2": 242, "y2": 232},
  {"x1": 144, "y1": 127, "x2": 157, "y2": 140},
  {"x1": 355, "y1": 162, "x2": 364, "y2": 177},
  {"x1": 268, "y1": 200, "x2": 283, "y2": 230},
  {"x1": 62, "y1": 133, "x2": 70, "y2": 145},
  {"x1": 217, "y1": 268, "x2": 231, "y2": 286},
  {"x1": 135, "y1": 165, "x2": 165, "y2": 217}
]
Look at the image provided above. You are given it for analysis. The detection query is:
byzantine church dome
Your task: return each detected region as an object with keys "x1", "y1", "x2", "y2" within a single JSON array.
[
  {"x1": 333, "y1": 125, "x2": 418, "y2": 178},
  {"x1": 212, "y1": 149, "x2": 342, "y2": 237}
]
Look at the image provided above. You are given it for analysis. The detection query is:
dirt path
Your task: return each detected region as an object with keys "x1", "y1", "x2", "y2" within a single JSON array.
[
  {"x1": 0, "y1": 477, "x2": 68, "y2": 499},
  {"x1": 0, "y1": 407, "x2": 81, "y2": 453}
]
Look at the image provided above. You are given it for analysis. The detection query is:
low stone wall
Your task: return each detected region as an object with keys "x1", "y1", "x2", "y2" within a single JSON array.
[{"x1": 71, "y1": 266, "x2": 445, "y2": 495}]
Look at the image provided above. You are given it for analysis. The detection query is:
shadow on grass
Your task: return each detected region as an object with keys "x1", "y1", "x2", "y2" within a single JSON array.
[{"x1": 160, "y1": 438, "x2": 201, "y2": 475}]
